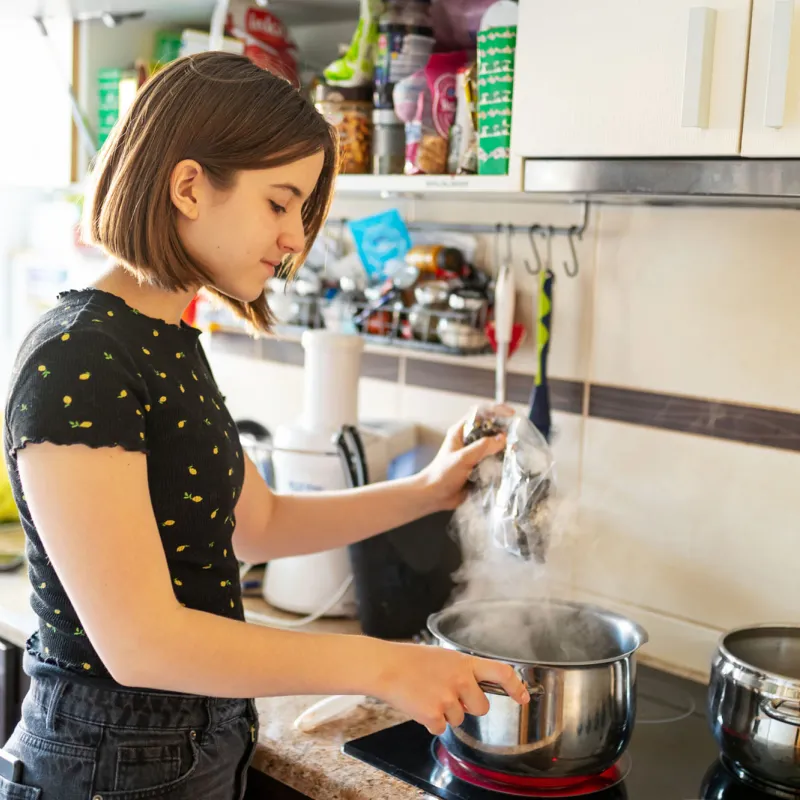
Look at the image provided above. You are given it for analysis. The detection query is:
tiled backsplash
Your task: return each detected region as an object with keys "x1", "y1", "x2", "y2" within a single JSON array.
[{"x1": 206, "y1": 199, "x2": 800, "y2": 680}]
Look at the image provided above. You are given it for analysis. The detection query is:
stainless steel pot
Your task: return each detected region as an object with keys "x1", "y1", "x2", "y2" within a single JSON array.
[
  {"x1": 708, "y1": 624, "x2": 800, "y2": 792},
  {"x1": 427, "y1": 599, "x2": 648, "y2": 777}
]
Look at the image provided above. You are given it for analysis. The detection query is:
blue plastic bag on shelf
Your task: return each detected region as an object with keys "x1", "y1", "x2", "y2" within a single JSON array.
[{"x1": 348, "y1": 209, "x2": 412, "y2": 281}]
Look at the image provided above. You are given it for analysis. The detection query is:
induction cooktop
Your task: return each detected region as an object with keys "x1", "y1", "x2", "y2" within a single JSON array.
[{"x1": 343, "y1": 665, "x2": 795, "y2": 800}]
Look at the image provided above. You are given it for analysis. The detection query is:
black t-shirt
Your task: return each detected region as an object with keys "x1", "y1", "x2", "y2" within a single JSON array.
[{"x1": 3, "y1": 289, "x2": 246, "y2": 680}]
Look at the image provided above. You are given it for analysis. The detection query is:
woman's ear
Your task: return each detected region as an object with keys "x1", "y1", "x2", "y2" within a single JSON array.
[{"x1": 170, "y1": 159, "x2": 204, "y2": 220}]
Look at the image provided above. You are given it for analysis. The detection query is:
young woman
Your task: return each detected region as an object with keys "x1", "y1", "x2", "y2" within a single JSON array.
[{"x1": 1, "y1": 52, "x2": 527, "y2": 800}]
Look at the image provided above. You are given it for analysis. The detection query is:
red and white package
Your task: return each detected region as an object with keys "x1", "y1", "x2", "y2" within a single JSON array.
[{"x1": 226, "y1": 2, "x2": 299, "y2": 86}]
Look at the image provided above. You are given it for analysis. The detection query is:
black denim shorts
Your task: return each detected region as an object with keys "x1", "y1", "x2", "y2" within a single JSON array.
[{"x1": 0, "y1": 667, "x2": 259, "y2": 800}]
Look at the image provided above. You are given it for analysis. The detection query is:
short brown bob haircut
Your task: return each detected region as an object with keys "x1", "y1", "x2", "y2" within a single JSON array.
[{"x1": 83, "y1": 51, "x2": 338, "y2": 332}]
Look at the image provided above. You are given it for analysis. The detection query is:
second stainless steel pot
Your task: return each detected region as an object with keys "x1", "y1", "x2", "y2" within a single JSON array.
[
  {"x1": 427, "y1": 599, "x2": 648, "y2": 777},
  {"x1": 708, "y1": 624, "x2": 800, "y2": 792}
]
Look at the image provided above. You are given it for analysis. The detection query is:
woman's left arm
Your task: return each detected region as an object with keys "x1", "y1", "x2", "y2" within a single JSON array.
[{"x1": 232, "y1": 417, "x2": 506, "y2": 564}]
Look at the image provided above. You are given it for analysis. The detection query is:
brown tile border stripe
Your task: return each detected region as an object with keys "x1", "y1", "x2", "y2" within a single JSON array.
[
  {"x1": 590, "y1": 385, "x2": 800, "y2": 452},
  {"x1": 405, "y1": 359, "x2": 585, "y2": 415},
  {"x1": 213, "y1": 332, "x2": 800, "y2": 451}
]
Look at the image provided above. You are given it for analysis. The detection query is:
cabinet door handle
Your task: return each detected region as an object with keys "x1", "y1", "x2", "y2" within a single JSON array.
[
  {"x1": 682, "y1": 6, "x2": 719, "y2": 128},
  {"x1": 765, "y1": 0, "x2": 795, "y2": 128}
]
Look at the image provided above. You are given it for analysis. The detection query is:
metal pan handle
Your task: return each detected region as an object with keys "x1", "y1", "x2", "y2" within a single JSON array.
[
  {"x1": 479, "y1": 680, "x2": 544, "y2": 698},
  {"x1": 763, "y1": 698, "x2": 800, "y2": 726}
]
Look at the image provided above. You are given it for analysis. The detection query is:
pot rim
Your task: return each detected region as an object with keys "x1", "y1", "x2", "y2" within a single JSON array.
[
  {"x1": 427, "y1": 598, "x2": 649, "y2": 668},
  {"x1": 715, "y1": 623, "x2": 800, "y2": 699}
]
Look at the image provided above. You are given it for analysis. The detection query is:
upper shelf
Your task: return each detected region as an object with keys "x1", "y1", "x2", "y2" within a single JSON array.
[{"x1": 335, "y1": 172, "x2": 523, "y2": 199}]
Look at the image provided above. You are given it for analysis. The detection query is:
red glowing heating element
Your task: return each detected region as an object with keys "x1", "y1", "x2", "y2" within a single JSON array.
[{"x1": 434, "y1": 742, "x2": 628, "y2": 798}]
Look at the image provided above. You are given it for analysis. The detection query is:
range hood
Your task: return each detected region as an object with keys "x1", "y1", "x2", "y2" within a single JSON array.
[{"x1": 523, "y1": 159, "x2": 800, "y2": 208}]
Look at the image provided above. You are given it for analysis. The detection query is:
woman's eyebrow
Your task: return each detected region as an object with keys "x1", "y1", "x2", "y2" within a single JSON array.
[{"x1": 270, "y1": 183, "x2": 303, "y2": 198}]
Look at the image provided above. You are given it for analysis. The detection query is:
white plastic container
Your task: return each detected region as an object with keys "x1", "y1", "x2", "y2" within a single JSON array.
[{"x1": 300, "y1": 330, "x2": 364, "y2": 433}]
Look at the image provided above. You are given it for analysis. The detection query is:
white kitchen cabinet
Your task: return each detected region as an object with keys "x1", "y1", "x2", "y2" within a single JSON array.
[
  {"x1": 511, "y1": 0, "x2": 753, "y2": 157},
  {"x1": 741, "y1": 0, "x2": 800, "y2": 155}
]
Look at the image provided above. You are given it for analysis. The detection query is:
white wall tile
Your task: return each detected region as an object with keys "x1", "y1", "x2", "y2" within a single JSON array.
[
  {"x1": 574, "y1": 418, "x2": 800, "y2": 634},
  {"x1": 592, "y1": 205, "x2": 800, "y2": 411},
  {"x1": 206, "y1": 352, "x2": 305, "y2": 431}
]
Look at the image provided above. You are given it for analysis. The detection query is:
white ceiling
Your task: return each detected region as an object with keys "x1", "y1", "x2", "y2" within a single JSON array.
[{"x1": 2, "y1": 0, "x2": 359, "y2": 24}]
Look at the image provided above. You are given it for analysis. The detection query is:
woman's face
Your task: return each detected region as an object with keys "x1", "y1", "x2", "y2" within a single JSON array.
[{"x1": 172, "y1": 151, "x2": 325, "y2": 302}]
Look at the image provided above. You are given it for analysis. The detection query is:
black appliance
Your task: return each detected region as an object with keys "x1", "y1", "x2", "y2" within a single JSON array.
[
  {"x1": 344, "y1": 664, "x2": 797, "y2": 800},
  {"x1": 348, "y1": 509, "x2": 461, "y2": 640}
]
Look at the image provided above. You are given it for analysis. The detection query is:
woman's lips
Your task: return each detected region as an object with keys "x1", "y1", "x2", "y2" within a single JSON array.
[{"x1": 261, "y1": 259, "x2": 279, "y2": 277}]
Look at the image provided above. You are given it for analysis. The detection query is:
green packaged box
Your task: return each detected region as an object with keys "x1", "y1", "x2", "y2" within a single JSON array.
[{"x1": 477, "y1": 26, "x2": 516, "y2": 176}]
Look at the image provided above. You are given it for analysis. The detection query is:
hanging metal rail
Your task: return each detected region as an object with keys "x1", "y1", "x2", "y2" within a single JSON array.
[{"x1": 324, "y1": 201, "x2": 590, "y2": 279}]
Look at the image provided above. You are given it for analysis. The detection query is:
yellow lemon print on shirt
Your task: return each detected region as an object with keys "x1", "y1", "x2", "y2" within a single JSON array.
[
  {"x1": 79, "y1": 372, "x2": 90, "y2": 380},
  {"x1": 145, "y1": 404, "x2": 151, "y2": 412},
  {"x1": 162, "y1": 520, "x2": 175, "y2": 527},
  {"x1": 210, "y1": 509, "x2": 218, "y2": 519},
  {"x1": 192, "y1": 371, "x2": 198, "y2": 381},
  {"x1": 54, "y1": 609, "x2": 61, "y2": 615},
  {"x1": 142, "y1": 347, "x2": 151, "y2": 355},
  {"x1": 82, "y1": 663, "x2": 91, "y2": 671},
  {"x1": 139, "y1": 432, "x2": 145, "y2": 440},
  {"x1": 199, "y1": 395, "x2": 204, "y2": 403},
  {"x1": 220, "y1": 580, "x2": 231, "y2": 588},
  {"x1": 228, "y1": 468, "x2": 233, "y2": 477},
  {"x1": 153, "y1": 330, "x2": 159, "y2": 337},
  {"x1": 213, "y1": 400, "x2": 220, "y2": 410},
  {"x1": 118, "y1": 390, "x2": 128, "y2": 399},
  {"x1": 176, "y1": 352, "x2": 185, "y2": 359},
  {"x1": 178, "y1": 420, "x2": 186, "y2": 429},
  {"x1": 39, "y1": 582, "x2": 46, "y2": 589},
  {"x1": 179, "y1": 384, "x2": 185, "y2": 393},
  {"x1": 158, "y1": 372, "x2": 167, "y2": 379},
  {"x1": 135, "y1": 409, "x2": 142, "y2": 416},
  {"x1": 38, "y1": 365, "x2": 50, "y2": 378},
  {"x1": 223, "y1": 548, "x2": 228, "y2": 558},
  {"x1": 212, "y1": 445, "x2": 219, "y2": 455},
  {"x1": 107, "y1": 310, "x2": 114, "y2": 317},
  {"x1": 202, "y1": 563, "x2": 212, "y2": 569},
  {"x1": 176, "y1": 545, "x2": 189, "y2": 552},
  {"x1": 231, "y1": 599, "x2": 235, "y2": 609},
  {"x1": 174, "y1": 578, "x2": 183, "y2": 586},
  {"x1": 184, "y1": 492, "x2": 202, "y2": 503},
  {"x1": 69, "y1": 421, "x2": 93, "y2": 429},
  {"x1": 63, "y1": 396, "x2": 72, "y2": 408},
  {"x1": 188, "y1": 466, "x2": 197, "y2": 475},
  {"x1": 159, "y1": 396, "x2": 167, "y2": 404},
  {"x1": 61, "y1": 333, "x2": 70, "y2": 342}
]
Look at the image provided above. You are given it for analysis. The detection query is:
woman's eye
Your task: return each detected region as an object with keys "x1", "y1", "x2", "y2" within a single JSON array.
[{"x1": 269, "y1": 201, "x2": 287, "y2": 215}]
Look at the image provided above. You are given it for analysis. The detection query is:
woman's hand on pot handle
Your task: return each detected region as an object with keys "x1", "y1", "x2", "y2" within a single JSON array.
[
  {"x1": 419, "y1": 404, "x2": 514, "y2": 512},
  {"x1": 371, "y1": 641, "x2": 530, "y2": 735}
]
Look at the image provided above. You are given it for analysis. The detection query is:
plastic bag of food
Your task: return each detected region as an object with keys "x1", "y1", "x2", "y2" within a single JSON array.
[
  {"x1": 226, "y1": 2, "x2": 298, "y2": 85},
  {"x1": 323, "y1": 0, "x2": 381, "y2": 87},
  {"x1": 462, "y1": 406, "x2": 556, "y2": 563}
]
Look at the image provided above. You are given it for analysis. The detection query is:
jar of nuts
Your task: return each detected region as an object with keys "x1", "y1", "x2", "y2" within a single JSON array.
[{"x1": 314, "y1": 84, "x2": 372, "y2": 175}]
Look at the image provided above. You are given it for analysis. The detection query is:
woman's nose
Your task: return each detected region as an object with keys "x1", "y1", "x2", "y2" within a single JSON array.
[{"x1": 278, "y1": 217, "x2": 305, "y2": 255}]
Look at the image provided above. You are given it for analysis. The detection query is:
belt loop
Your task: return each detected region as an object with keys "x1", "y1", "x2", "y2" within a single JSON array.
[
  {"x1": 45, "y1": 679, "x2": 67, "y2": 733},
  {"x1": 204, "y1": 696, "x2": 214, "y2": 733}
]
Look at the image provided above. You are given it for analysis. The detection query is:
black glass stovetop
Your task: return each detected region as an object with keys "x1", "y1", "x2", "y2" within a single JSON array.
[{"x1": 343, "y1": 665, "x2": 795, "y2": 800}]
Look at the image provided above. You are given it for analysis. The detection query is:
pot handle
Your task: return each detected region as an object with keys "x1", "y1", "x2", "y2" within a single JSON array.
[
  {"x1": 762, "y1": 699, "x2": 800, "y2": 726},
  {"x1": 479, "y1": 680, "x2": 544, "y2": 698}
]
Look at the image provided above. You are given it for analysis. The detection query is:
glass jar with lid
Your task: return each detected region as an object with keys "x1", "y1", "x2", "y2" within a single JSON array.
[{"x1": 314, "y1": 84, "x2": 373, "y2": 175}]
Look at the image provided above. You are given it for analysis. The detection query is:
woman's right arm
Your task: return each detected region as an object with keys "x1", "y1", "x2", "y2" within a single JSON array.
[{"x1": 17, "y1": 442, "x2": 528, "y2": 734}]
